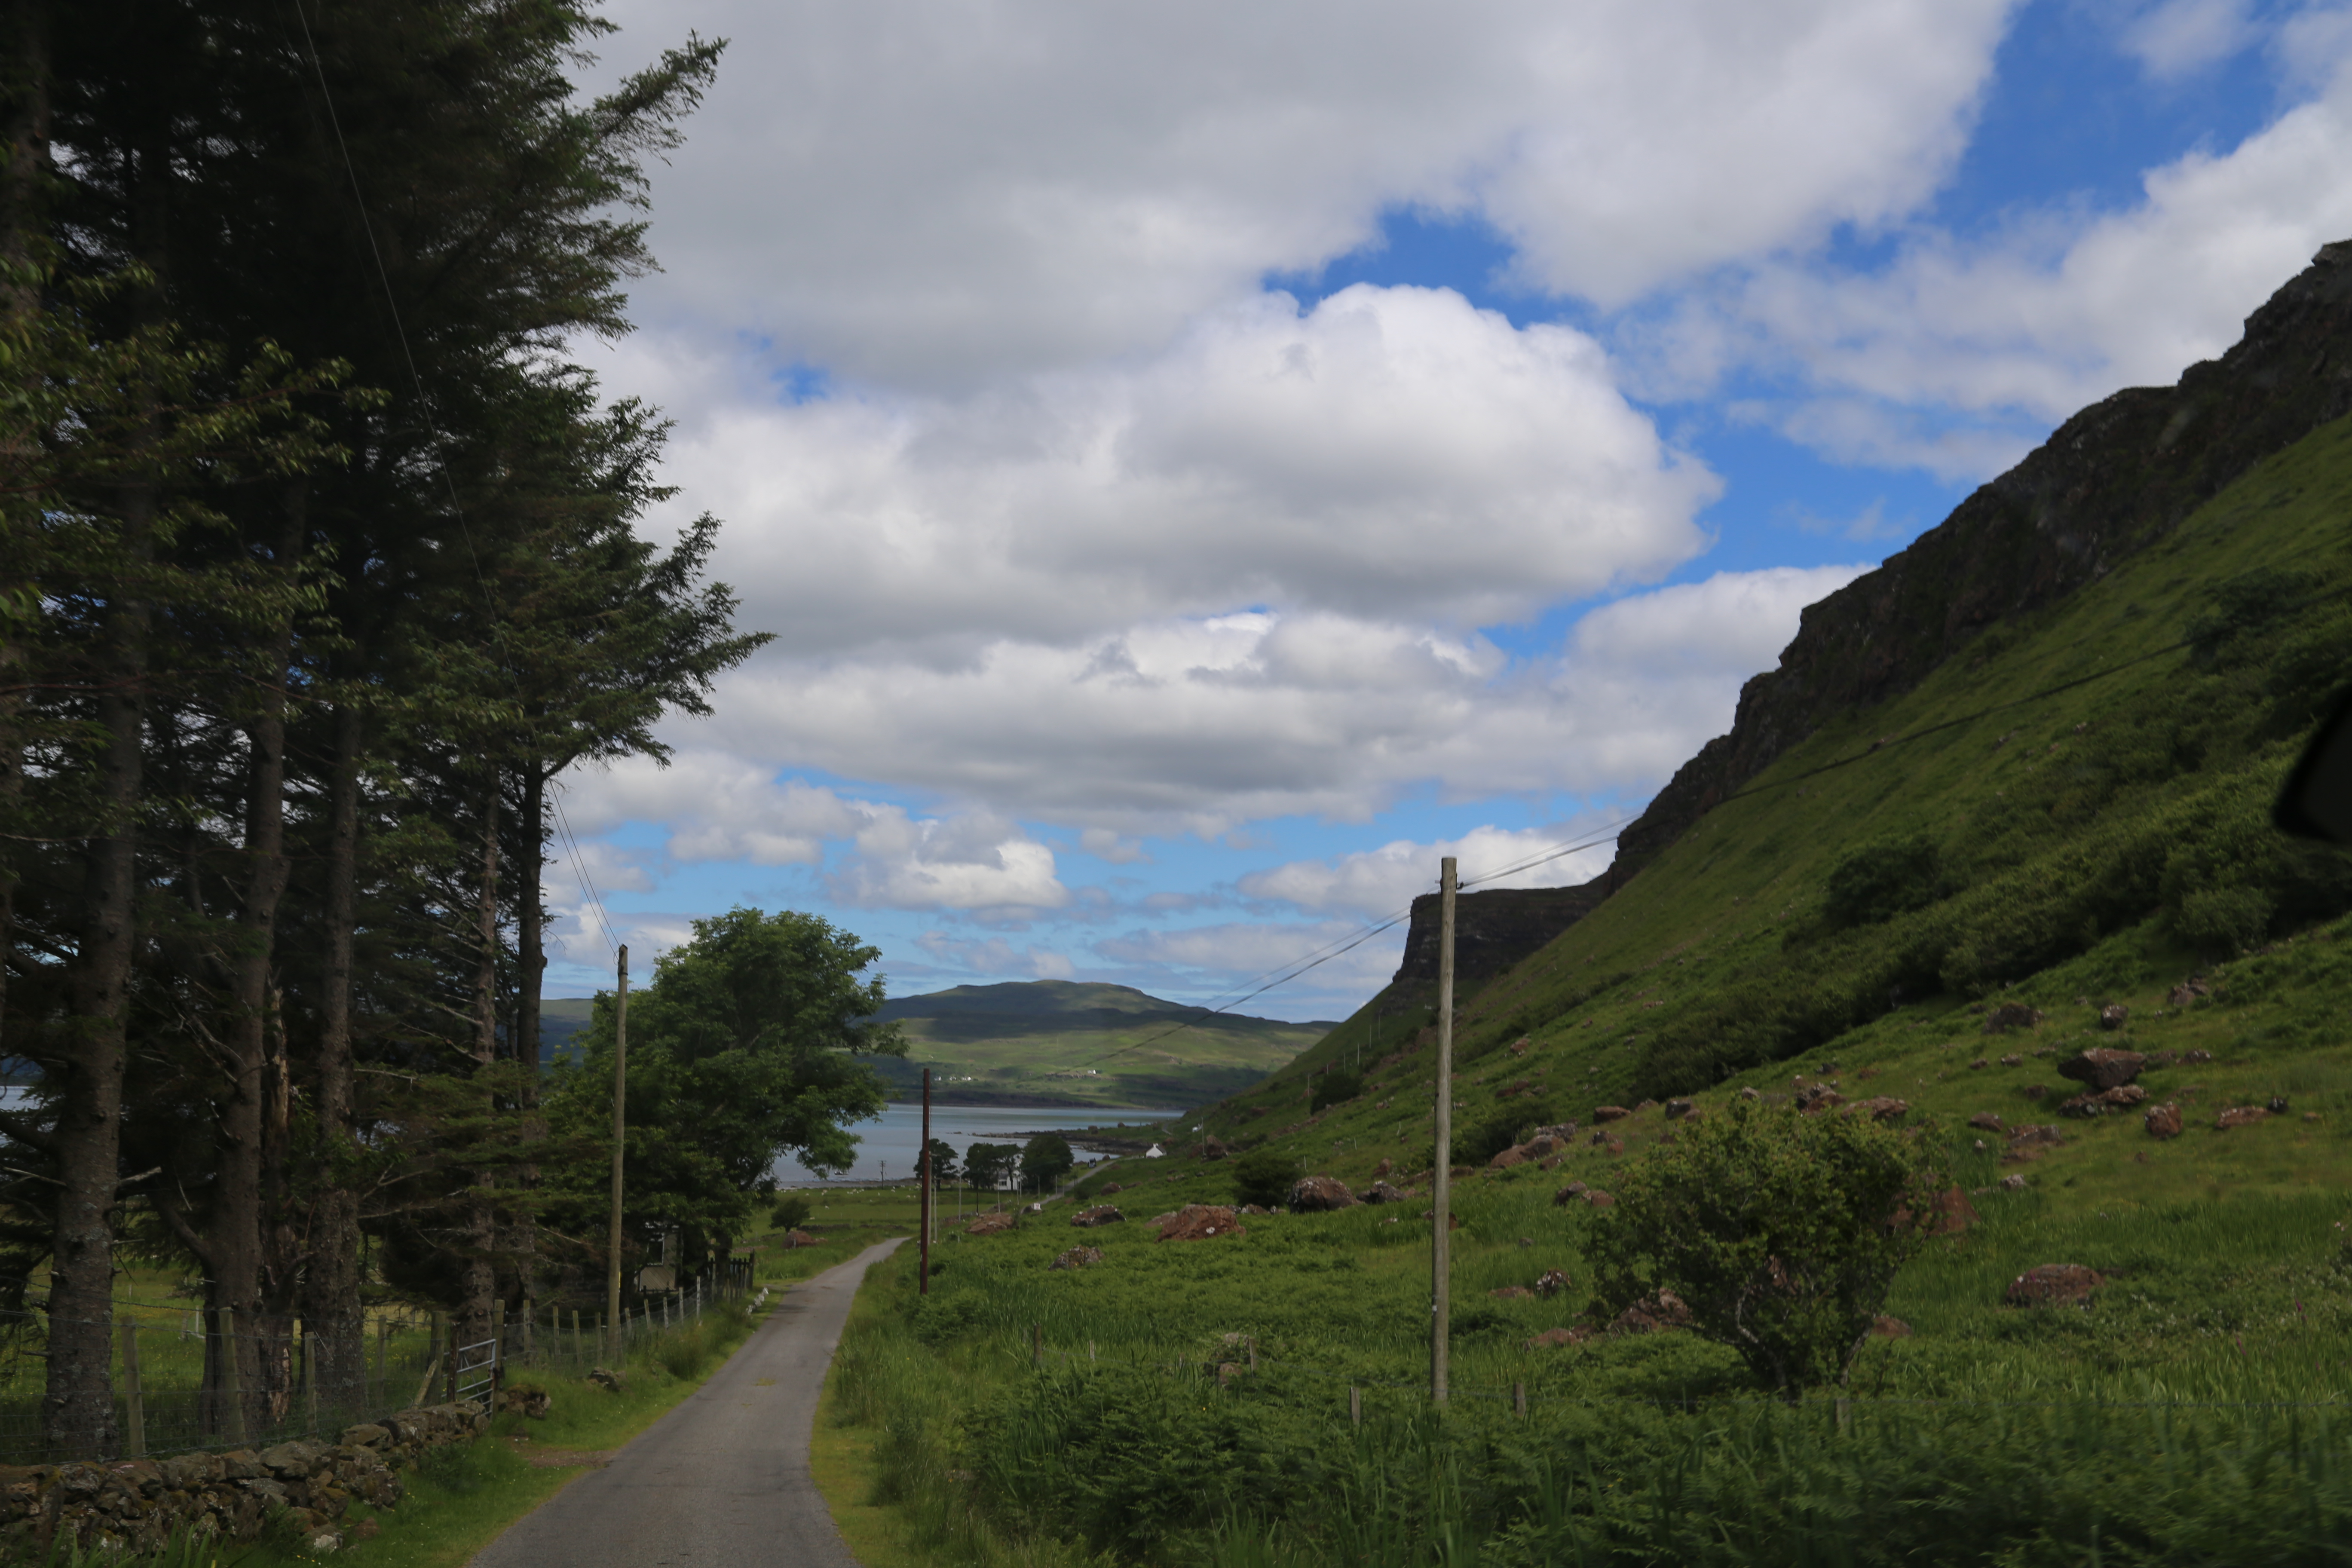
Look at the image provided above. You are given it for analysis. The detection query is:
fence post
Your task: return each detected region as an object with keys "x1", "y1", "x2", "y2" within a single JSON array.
[
  {"x1": 570, "y1": 1308, "x2": 580, "y2": 1368},
  {"x1": 1513, "y1": 1382, "x2": 1526, "y2": 1417},
  {"x1": 432, "y1": 1312, "x2": 450, "y2": 1405},
  {"x1": 119, "y1": 1321, "x2": 145, "y2": 1460},
  {"x1": 491, "y1": 1299, "x2": 505, "y2": 1402},
  {"x1": 303, "y1": 1318, "x2": 317, "y2": 1435},
  {"x1": 1349, "y1": 1387, "x2": 1362, "y2": 1427}
]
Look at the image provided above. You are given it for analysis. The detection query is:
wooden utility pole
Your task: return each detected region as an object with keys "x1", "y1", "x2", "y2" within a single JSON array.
[
  {"x1": 606, "y1": 946, "x2": 628, "y2": 1341},
  {"x1": 1431, "y1": 856, "x2": 1456, "y2": 1404},
  {"x1": 919, "y1": 1069, "x2": 932, "y2": 1295}
]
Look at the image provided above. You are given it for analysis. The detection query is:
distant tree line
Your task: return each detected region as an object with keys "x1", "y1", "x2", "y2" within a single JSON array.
[{"x1": 0, "y1": 0, "x2": 785, "y2": 1459}]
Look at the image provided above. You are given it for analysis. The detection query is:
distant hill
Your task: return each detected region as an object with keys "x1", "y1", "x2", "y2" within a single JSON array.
[
  {"x1": 871, "y1": 980, "x2": 1336, "y2": 1108},
  {"x1": 535, "y1": 980, "x2": 1332, "y2": 1109}
]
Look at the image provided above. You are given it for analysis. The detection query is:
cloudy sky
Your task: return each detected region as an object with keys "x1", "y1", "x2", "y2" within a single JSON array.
[{"x1": 548, "y1": 0, "x2": 2352, "y2": 1021}]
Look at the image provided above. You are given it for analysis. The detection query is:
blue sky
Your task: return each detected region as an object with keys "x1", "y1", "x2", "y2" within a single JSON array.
[{"x1": 554, "y1": 0, "x2": 2352, "y2": 1020}]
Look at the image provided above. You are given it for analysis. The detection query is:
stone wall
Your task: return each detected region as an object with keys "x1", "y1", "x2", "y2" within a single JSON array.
[{"x1": 0, "y1": 1400, "x2": 490, "y2": 1559}]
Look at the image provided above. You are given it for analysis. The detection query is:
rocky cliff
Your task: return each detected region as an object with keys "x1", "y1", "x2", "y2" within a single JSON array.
[{"x1": 1387, "y1": 242, "x2": 2352, "y2": 984}]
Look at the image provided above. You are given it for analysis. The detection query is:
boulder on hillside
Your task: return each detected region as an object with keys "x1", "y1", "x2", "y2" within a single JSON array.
[
  {"x1": 1795, "y1": 1085, "x2": 1845, "y2": 1113},
  {"x1": 1101, "y1": 1182, "x2": 1124, "y2": 1194},
  {"x1": 2060, "y1": 1084, "x2": 2148, "y2": 1118},
  {"x1": 2217, "y1": 1105, "x2": 2272, "y2": 1129},
  {"x1": 1968, "y1": 1112, "x2": 2006, "y2": 1132},
  {"x1": 2144, "y1": 1102, "x2": 2183, "y2": 1139},
  {"x1": 1156, "y1": 1204, "x2": 1244, "y2": 1242},
  {"x1": 1050, "y1": 1246, "x2": 1103, "y2": 1271},
  {"x1": 2006, "y1": 1264, "x2": 2104, "y2": 1307},
  {"x1": 784, "y1": 1229, "x2": 819, "y2": 1247},
  {"x1": 1525, "y1": 1326, "x2": 1591, "y2": 1349},
  {"x1": 1070, "y1": 1206, "x2": 1124, "y2": 1228},
  {"x1": 2099, "y1": 1003, "x2": 2130, "y2": 1030},
  {"x1": 1359, "y1": 1180, "x2": 1408, "y2": 1204},
  {"x1": 1593, "y1": 1105, "x2": 1632, "y2": 1123},
  {"x1": 1552, "y1": 1181, "x2": 1588, "y2": 1207},
  {"x1": 2168, "y1": 978, "x2": 2211, "y2": 1007},
  {"x1": 1842, "y1": 1096, "x2": 1910, "y2": 1122},
  {"x1": 1608, "y1": 1290, "x2": 1691, "y2": 1335},
  {"x1": 1370, "y1": 1157, "x2": 1393, "y2": 1179},
  {"x1": 1982, "y1": 1001, "x2": 2045, "y2": 1034},
  {"x1": 2058, "y1": 1047, "x2": 2146, "y2": 1092},
  {"x1": 1287, "y1": 1175, "x2": 1359, "y2": 1212},
  {"x1": 966, "y1": 1213, "x2": 1017, "y2": 1237},
  {"x1": 1926, "y1": 1185, "x2": 1978, "y2": 1236},
  {"x1": 1664, "y1": 1099, "x2": 1695, "y2": 1119}
]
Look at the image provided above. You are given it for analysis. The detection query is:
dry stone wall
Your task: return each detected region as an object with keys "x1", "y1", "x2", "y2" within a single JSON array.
[{"x1": 0, "y1": 1400, "x2": 489, "y2": 1559}]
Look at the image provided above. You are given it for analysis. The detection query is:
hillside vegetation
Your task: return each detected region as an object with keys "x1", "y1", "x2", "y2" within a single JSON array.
[
  {"x1": 867, "y1": 980, "x2": 1334, "y2": 1109},
  {"x1": 815, "y1": 285, "x2": 2352, "y2": 1565}
]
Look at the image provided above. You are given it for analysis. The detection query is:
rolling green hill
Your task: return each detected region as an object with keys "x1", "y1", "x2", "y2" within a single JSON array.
[{"x1": 870, "y1": 979, "x2": 1335, "y2": 1109}]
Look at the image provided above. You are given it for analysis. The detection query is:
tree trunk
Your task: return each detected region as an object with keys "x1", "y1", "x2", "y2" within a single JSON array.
[
  {"x1": 206, "y1": 487, "x2": 304, "y2": 1440},
  {"x1": 300, "y1": 698, "x2": 365, "y2": 1414},
  {"x1": 458, "y1": 787, "x2": 499, "y2": 1350},
  {"x1": 44, "y1": 475, "x2": 145, "y2": 1460}
]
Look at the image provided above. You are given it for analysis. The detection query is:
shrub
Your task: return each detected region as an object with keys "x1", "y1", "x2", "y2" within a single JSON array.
[
  {"x1": 1821, "y1": 831, "x2": 1945, "y2": 929},
  {"x1": 1309, "y1": 1069, "x2": 1363, "y2": 1112},
  {"x1": 770, "y1": 1191, "x2": 812, "y2": 1230},
  {"x1": 1586, "y1": 1099, "x2": 1945, "y2": 1396},
  {"x1": 1231, "y1": 1147, "x2": 1298, "y2": 1208}
]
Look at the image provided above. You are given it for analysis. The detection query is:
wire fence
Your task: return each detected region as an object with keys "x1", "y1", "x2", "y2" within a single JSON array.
[{"x1": 0, "y1": 1261, "x2": 759, "y2": 1467}]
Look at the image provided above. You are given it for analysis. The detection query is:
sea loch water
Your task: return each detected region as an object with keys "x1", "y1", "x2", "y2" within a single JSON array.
[{"x1": 769, "y1": 1100, "x2": 1179, "y2": 1186}]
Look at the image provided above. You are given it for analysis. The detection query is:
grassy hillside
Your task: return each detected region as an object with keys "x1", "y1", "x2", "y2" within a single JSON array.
[
  {"x1": 1211, "y1": 406, "x2": 2352, "y2": 1177},
  {"x1": 870, "y1": 980, "x2": 1335, "y2": 1109}
]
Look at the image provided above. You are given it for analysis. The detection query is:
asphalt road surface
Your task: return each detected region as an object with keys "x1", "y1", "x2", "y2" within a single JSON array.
[{"x1": 472, "y1": 1238, "x2": 905, "y2": 1568}]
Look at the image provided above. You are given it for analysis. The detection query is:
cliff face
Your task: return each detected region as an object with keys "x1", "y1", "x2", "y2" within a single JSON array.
[
  {"x1": 1612, "y1": 241, "x2": 2352, "y2": 875},
  {"x1": 1388, "y1": 882, "x2": 1608, "y2": 988},
  {"x1": 1386, "y1": 242, "x2": 2352, "y2": 984}
]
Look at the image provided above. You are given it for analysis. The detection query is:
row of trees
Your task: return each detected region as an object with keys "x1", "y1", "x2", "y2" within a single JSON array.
[{"x1": 0, "y1": 0, "x2": 847, "y2": 1461}]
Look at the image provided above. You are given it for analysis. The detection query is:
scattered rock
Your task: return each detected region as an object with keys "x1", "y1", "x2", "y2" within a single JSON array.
[
  {"x1": 1050, "y1": 1246, "x2": 1104, "y2": 1271},
  {"x1": 1608, "y1": 1290, "x2": 1691, "y2": 1335},
  {"x1": 2217, "y1": 1105, "x2": 2272, "y2": 1130},
  {"x1": 1534, "y1": 1268, "x2": 1570, "y2": 1297},
  {"x1": 1982, "y1": 1001, "x2": 2045, "y2": 1034},
  {"x1": 2167, "y1": 978, "x2": 2211, "y2": 1008},
  {"x1": 2003, "y1": 1124, "x2": 2065, "y2": 1162},
  {"x1": 2180, "y1": 1048, "x2": 2214, "y2": 1064},
  {"x1": 784, "y1": 1229, "x2": 820, "y2": 1247},
  {"x1": 1102, "y1": 1182, "x2": 1124, "y2": 1194},
  {"x1": 1489, "y1": 1286, "x2": 1534, "y2": 1300},
  {"x1": 1795, "y1": 1085, "x2": 1844, "y2": 1113},
  {"x1": 1070, "y1": 1206, "x2": 1124, "y2": 1228},
  {"x1": 2144, "y1": 1102, "x2": 2183, "y2": 1139},
  {"x1": 1359, "y1": 1181, "x2": 1409, "y2": 1204},
  {"x1": 1156, "y1": 1204, "x2": 1245, "y2": 1241},
  {"x1": 966, "y1": 1213, "x2": 1017, "y2": 1237},
  {"x1": 2060, "y1": 1084, "x2": 2149, "y2": 1118},
  {"x1": 1738, "y1": 1086, "x2": 1762, "y2": 1101},
  {"x1": 1371, "y1": 1158, "x2": 1393, "y2": 1179},
  {"x1": 495, "y1": 1384, "x2": 551, "y2": 1419},
  {"x1": 1598, "y1": 1138, "x2": 1624, "y2": 1157},
  {"x1": 1927, "y1": 1185, "x2": 1979, "y2": 1236},
  {"x1": 1999, "y1": 1173, "x2": 2027, "y2": 1191},
  {"x1": 1999, "y1": 1054, "x2": 2023, "y2": 1068},
  {"x1": 1286, "y1": 1175, "x2": 1360, "y2": 1212},
  {"x1": 1240, "y1": 1204, "x2": 1270, "y2": 1215},
  {"x1": 1842, "y1": 1096, "x2": 1909, "y2": 1122},
  {"x1": 1525, "y1": 1326, "x2": 1591, "y2": 1349},
  {"x1": 1969, "y1": 1057, "x2": 1989, "y2": 1071},
  {"x1": 1579, "y1": 1188, "x2": 1616, "y2": 1210},
  {"x1": 2099, "y1": 1003, "x2": 2129, "y2": 1030},
  {"x1": 1593, "y1": 1105, "x2": 1632, "y2": 1123},
  {"x1": 1968, "y1": 1112, "x2": 2006, "y2": 1132},
  {"x1": 1510, "y1": 1037, "x2": 1531, "y2": 1056},
  {"x1": 2058, "y1": 1048, "x2": 2146, "y2": 1092},
  {"x1": 1871, "y1": 1315, "x2": 1912, "y2": 1338},
  {"x1": 2022, "y1": 1084, "x2": 2049, "y2": 1101},
  {"x1": 2006, "y1": 1264, "x2": 2104, "y2": 1307},
  {"x1": 1552, "y1": 1181, "x2": 1588, "y2": 1207},
  {"x1": 588, "y1": 1367, "x2": 625, "y2": 1394},
  {"x1": 1665, "y1": 1099, "x2": 1694, "y2": 1119}
]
